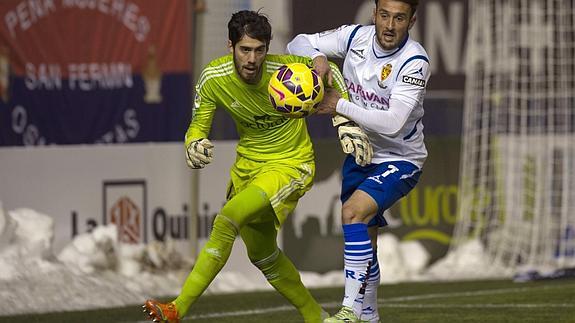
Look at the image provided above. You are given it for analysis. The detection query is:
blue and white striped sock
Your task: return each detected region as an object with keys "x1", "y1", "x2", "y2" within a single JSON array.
[
  {"x1": 362, "y1": 254, "x2": 381, "y2": 321},
  {"x1": 341, "y1": 223, "x2": 373, "y2": 317}
]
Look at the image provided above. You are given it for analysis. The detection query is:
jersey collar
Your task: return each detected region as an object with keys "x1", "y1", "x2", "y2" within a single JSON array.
[{"x1": 372, "y1": 33, "x2": 409, "y2": 59}]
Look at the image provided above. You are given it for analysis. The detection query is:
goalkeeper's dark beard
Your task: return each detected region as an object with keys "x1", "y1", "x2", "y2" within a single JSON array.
[{"x1": 234, "y1": 59, "x2": 262, "y2": 84}]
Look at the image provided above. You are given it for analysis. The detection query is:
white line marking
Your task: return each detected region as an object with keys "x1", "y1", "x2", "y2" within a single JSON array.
[
  {"x1": 130, "y1": 283, "x2": 575, "y2": 321},
  {"x1": 185, "y1": 305, "x2": 295, "y2": 320},
  {"x1": 383, "y1": 303, "x2": 575, "y2": 308},
  {"x1": 383, "y1": 283, "x2": 575, "y2": 302}
]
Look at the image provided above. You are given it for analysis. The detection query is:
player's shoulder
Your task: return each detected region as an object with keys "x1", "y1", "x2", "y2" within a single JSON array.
[
  {"x1": 343, "y1": 24, "x2": 374, "y2": 51},
  {"x1": 338, "y1": 24, "x2": 373, "y2": 41},
  {"x1": 353, "y1": 24, "x2": 375, "y2": 37},
  {"x1": 393, "y1": 38, "x2": 430, "y2": 73},
  {"x1": 402, "y1": 38, "x2": 430, "y2": 63},
  {"x1": 205, "y1": 54, "x2": 234, "y2": 68},
  {"x1": 322, "y1": 24, "x2": 371, "y2": 37},
  {"x1": 264, "y1": 54, "x2": 314, "y2": 75},
  {"x1": 197, "y1": 55, "x2": 235, "y2": 88},
  {"x1": 265, "y1": 53, "x2": 312, "y2": 66},
  {"x1": 394, "y1": 38, "x2": 431, "y2": 80}
]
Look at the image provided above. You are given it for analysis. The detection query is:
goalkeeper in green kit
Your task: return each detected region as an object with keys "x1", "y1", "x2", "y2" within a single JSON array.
[{"x1": 143, "y1": 10, "x2": 372, "y2": 323}]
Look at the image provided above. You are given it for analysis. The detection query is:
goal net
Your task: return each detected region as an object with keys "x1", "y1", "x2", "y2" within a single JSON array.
[{"x1": 444, "y1": 0, "x2": 575, "y2": 278}]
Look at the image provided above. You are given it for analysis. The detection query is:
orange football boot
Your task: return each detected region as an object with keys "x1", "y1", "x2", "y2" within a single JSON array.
[{"x1": 142, "y1": 299, "x2": 180, "y2": 323}]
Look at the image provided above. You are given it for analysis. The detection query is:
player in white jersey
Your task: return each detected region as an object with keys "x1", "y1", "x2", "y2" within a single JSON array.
[{"x1": 287, "y1": 0, "x2": 429, "y2": 322}]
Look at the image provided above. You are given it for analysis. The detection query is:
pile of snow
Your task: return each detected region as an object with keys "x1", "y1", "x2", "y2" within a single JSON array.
[
  {"x1": 0, "y1": 204, "x2": 315, "y2": 315},
  {"x1": 0, "y1": 205, "x2": 190, "y2": 315},
  {"x1": 377, "y1": 233, "x2": 431, "y2": 283},
  {"x1": 0, "y1": 202, "x2": 482, "y2": 316},
  {"x1": 426, "y1": 239, "x2": 512, "y2": 280}
]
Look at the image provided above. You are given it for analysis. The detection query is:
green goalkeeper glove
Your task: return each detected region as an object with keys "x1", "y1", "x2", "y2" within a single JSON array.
[
  {"x1": 186, "y1": 138, "x2": 214, "y2": 169},
  {"x1": 332, "y1": 115, "x2": 373, "y2": 167}
]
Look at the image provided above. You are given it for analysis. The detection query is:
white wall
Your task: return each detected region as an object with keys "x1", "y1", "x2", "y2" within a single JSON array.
[
  {"x1": 0, "y1": 143, "x2": 196, "y2": 255},
  {"x1": 0, "y1": 140, "x2": 343, "y2": 277},
  {"x1": 0, "y1": 142, "x2": 275, "y2": 280}
]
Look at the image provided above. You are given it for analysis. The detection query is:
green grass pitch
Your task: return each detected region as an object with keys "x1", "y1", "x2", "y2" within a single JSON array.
[{"x1": 2, "y1": 279, "x2": 574, "y2": 322}]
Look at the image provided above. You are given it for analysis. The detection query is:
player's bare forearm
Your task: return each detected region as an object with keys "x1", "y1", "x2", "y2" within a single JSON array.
[
  {"x1": 312, "y1": 55, "x2": 333, "y2": 87},
  {"x1": 316, "y1": 87, "x2": 340, "y2": 115}
]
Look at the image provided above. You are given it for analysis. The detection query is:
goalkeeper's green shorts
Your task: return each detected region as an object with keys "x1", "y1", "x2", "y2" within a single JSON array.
[{"x1": 226, "y1": 155, "x2": 315, "y2": 228}]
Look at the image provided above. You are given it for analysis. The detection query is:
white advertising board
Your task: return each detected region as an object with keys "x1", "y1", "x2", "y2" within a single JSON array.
[
  {"x1": 0, "y1": 141, "x2": 345, "y2": 278},
  {"x1": 0, "y1": 143, "x2": 196, "y2": 255}
]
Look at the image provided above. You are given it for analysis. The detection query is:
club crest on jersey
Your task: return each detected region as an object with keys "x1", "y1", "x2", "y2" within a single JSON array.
[
  {"x1": 402, "y1": 75, "x2": 426, "y2": 87},
  {"x1": 377, "y1": 64, "x2": 392, "y2": 89}
]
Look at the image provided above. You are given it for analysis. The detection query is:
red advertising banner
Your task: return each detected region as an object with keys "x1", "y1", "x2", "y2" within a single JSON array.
[{"x1": 0, "y1": 0, "x2": 192, "y2": 146}]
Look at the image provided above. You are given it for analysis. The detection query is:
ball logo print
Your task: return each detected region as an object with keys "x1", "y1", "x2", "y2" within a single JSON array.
[{"x1": 268, "y1": 62, "x2": 324, "y2": 118}]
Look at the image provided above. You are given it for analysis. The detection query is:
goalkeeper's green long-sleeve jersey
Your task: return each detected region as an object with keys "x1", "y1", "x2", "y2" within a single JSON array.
[{"x1": 185, "y1": 54, "x2": 348, "y2": 162}]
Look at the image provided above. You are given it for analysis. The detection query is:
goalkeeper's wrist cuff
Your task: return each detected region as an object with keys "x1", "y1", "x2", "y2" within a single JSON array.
[
  {"x1": 185, "y1": 136, "x2": 205, "y2": 148},
  {"x1": 332, "y1": 114, "x2": 353, "y2": 127}
]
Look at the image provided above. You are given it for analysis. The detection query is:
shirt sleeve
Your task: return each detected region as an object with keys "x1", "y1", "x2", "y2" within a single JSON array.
[
  {"x1": 391, "y1": 57, "x2": 430, "y2": 109},
  {"x1": 328, "y1": 61, "x2": 350, "y2": 101},
  {"x1": 286, "y1": 25, "x2": 360, "y2": 59},
  {"x1": 184, "y1": 80, "x2": 216, "y2": 147},
  {"x1": 335, "y1": 98, "x2": 412, "y2": 137}
]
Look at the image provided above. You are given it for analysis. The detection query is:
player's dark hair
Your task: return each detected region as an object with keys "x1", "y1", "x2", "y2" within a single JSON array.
[
  {"x1": 228, "y1": 10, "x2": 272, "y2": 49},
  {"x1": 374, "y1": 0, "x2": 419, "y2": 16}
]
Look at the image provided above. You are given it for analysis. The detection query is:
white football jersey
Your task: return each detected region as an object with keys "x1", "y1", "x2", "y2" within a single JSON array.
[{"x1": 288, "y1": 24, "x2": 429, "y2": 168}]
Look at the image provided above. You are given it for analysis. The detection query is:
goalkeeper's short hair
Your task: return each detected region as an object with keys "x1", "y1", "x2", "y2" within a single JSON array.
[{"x1": 228, "y1": 10, "x2": 272, "y2": 50}]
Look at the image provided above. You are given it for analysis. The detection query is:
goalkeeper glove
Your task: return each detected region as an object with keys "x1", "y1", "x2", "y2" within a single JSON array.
[
  {"x1": 332, "y1": 115, "x2": 373, "y2": 167},
  {"x1": 186, "y1": 138, "x2": 214, "y2": 169}
]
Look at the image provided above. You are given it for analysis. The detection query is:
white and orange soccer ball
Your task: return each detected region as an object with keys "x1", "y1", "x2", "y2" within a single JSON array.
[{"x1": 268, "y1": 62, "x2": 324, "y2": 118}]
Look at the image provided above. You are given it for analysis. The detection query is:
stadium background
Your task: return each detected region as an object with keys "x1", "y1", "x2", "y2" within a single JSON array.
[
  {"x1": 1, "y1": 1, "x2": 574, "y2": 321},
  {"x1": 0, "y1": 0, "x2": 466, "y2": 275}
]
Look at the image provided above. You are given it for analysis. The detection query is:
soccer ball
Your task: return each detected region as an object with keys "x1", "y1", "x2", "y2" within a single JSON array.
[{"x1": 268, "y1": 63, "x2": 324, "y2": 118}]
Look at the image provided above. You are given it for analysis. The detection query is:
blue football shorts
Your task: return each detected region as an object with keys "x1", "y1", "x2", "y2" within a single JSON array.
[{"x1": 340, "y1": 155, "x2": 422, "y2": 227}]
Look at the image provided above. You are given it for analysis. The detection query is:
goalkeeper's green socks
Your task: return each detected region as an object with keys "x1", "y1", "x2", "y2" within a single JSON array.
[
  {"x1": 255, "y1": 249, "x2": 324, "y2": 323},
  {"x1": 173, "y1": 214, "x2": 237, "y2": 316},
  {"x1": 173, "y1": 185, "x2": 272, "y2": 316}
]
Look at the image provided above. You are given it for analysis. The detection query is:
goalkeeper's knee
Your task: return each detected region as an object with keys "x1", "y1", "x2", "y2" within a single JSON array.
[{"x1": 220, "y1": 185, "x2": 272, "y2": 227}]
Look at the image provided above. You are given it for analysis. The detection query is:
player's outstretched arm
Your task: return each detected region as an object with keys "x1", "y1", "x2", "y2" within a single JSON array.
[{"x1": 184, "y1": 74, "x2": 218, "y2": 169}]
